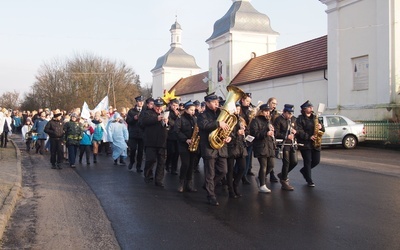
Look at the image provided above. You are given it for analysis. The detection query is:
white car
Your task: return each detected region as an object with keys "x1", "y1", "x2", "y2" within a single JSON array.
[{"x1": 319, "y1": 115, "x2": 366, "y2": 149}]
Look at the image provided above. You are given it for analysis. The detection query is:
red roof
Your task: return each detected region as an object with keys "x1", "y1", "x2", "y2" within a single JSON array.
[
  {"x1": 170, "y1": 71, "x2": 209, "y2": 96},
  {"x1": 170, "y1": 36, "x2": 327, "y2": 95},
  {"x1": 231, "y1": 35, "x2": 327, "y2": 85}
]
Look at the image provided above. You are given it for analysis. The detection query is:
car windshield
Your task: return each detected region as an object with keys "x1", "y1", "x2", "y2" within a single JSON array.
[{"x1": 327, "y1": 116, "x2": 347, "y2": 126}]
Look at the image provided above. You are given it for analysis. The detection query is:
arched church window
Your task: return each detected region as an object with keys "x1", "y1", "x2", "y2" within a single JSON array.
[{"x1": 217, "y1": 60, "x2": 223, "y2": 82}]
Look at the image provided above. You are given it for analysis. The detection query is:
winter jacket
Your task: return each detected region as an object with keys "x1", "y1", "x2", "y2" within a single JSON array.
[
  {"x1": 126, "y1": 106, "x2": 144, "y2": 139},
  {"x1": 32, "y1": 118, "x2": 48, "y2": 140},
  {"x1": 197, "y1": 106, "x2": 228, "y2": 160},
  {"x1": 175, "y1": 112, "x2": 197, "y2": 153},
  {"x1": 44, "y1": 118, "x2": 65, "y2": 139},
  {"x1": 63, "y1": 121, "x2": 83, "y2": 146},
  {"x1": 139, "y1": 108, "x2": 168, "y2": 148},
  {"x1": 296, "y1": 112, "x2": 325, "y2": 150},
  {"x1": 249, "y1": 115, "x2": 275, "y2": 158}
]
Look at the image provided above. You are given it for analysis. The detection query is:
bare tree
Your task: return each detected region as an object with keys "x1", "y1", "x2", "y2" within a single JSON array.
[
  {"x1": 0, "y1": 91, "x2": 21, "y2": 110},
  {"x1": 28, "y1": 52, "x2": 141, "y2": 112}
]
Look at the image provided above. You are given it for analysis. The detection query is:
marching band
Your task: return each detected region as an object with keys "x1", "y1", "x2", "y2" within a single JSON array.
[{"x1": 121, "y1": 87, "x2": 325, "y2": 206}]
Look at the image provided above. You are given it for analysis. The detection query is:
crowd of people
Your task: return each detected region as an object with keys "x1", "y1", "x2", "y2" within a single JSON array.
[{"x1": 0, "y1": 92, "x2": 325, "y2": 206}]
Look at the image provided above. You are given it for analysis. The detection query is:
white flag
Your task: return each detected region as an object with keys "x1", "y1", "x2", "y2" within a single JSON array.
[
  {"x1": 93, "y1": 96, "x2": 109, "y2": 113},
  {"x1": 81, "y1": 102, "x2": 91, "y2": 120}
]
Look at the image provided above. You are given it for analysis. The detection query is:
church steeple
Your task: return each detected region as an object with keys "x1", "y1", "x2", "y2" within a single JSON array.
[{"x1": 170, "y1": 17, "x2": 182, "y2": 48}]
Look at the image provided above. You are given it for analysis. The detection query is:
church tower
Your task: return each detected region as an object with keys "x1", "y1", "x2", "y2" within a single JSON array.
[
  {"x1": 206, "y1": 0, "x2": 279, "y2": 96},
  {"x1": 151, "y1": 20, "x2": 201, "y2": 98}
]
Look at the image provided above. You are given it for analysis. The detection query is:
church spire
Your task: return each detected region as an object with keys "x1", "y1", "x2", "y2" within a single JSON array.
[{"x1": 170, "y1": 16, "x2": 182, "y2": 48}]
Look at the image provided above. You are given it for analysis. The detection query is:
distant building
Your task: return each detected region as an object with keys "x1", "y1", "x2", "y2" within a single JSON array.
[{"x1": 151, "y1": 0, "x2": 400, "y2": 121}]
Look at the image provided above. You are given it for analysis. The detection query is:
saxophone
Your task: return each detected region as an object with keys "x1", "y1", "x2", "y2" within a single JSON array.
[
  {"x1": 188, "y1": 124, "x2": 200, "y2": 152},
  {"x1": 209, "y1": 85, "x2": 245, "y2": 150},
  {"x1": 313, "y1": 112, "x2": 324, "y2": 148}
]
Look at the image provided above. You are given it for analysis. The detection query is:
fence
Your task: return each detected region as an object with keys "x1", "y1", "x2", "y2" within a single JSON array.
[{"x1": 358, "y1": 120, "x2": 400, "y2": 144}]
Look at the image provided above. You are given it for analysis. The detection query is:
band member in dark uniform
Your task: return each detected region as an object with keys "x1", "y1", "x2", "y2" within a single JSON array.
[
  {"x1": 249, "y1": 104, "x2": 275, "y2": 193},
  {"x1": 140, "y1": 98, "x2": 169, "y2": 187},
  {"x1": 175, "y1": 101, "x2": 198, "y2": 193},
  {"x1": 226, "y1": 102, "x2": 247, "y2": 198},
  {"x1": 238, "y1": 92, "x2": 253, "y2": 184},
  {"x1": 197, "y1": 93, "x2": 231, "y2": 206},
  {"x1": 165, "y1": 98, "x2": 180, "y2": 175},
  {"x1": 296, "y1": 100, "x2": 325, "y2": 187},
  {"x1": 267, "y1": 97, "x2": 279, "y2": 182},
  {"x1": 274, "y1": 104, "x2": 298, "y2": 191},
  {"x1": 126, "y1": 95, "x2": 145, "y2": 172}
]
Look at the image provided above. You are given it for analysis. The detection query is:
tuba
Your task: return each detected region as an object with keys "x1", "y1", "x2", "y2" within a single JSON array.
[
  {"x1": 313, "y1": 112, "x2": 324, "y2": 148},
  {"x1": 209, "y1": 85, "x2": 245, "y2": 150},
  {"x1": 188, "y1": 124, "x2": 200, "y2": 152}
]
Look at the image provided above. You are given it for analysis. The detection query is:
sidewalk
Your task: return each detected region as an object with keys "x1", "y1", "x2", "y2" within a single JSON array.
[{"x1": 0, "y1": 138, "x2": 22, "y2": 240}]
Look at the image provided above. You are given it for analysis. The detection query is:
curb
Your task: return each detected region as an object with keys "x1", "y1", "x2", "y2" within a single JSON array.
[{"x1": 0, "y1": 139, "x2": 22, "y2": 240}]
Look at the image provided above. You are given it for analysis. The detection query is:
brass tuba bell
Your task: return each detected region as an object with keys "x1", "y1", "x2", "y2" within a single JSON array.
[{"x1": 208, "y1": 85, "x2": 245, "y2": 150}]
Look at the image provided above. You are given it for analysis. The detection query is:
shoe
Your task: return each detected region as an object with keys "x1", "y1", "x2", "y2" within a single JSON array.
[
  {"x1": 229, "y1": 191, "x2": 238, "y2": 199},
  {"x1": 280, "y1": 180, "x2": 294, "y2": 191},
  {"x1": 186, "y1": 180, "x2": 197, "y2": 192},
  {"x1": 233, "y1": 185, "x2": 242, "y2": 197},
  {"x1": 307, "y1": 182, "x2": 315, "y2": 187},
  {"x1": 87, "y1": 162, "x2": 90, "y2": 165},
  {"x1": 119, "y1": 160, "x2": 126, "y2": 166},
  {"x1": 114, "y1": 159, "x2": 118, "y2": 165},
  {"x1": 128, "y1": 163, "x2": 133, "y2": 170},
  {"x1": 51, "y1": 165, "x2": 57, "y2": 169},
  {"x1": 259, "y1": 185, "x2": 271, "y2": 193},
  {"x1": 137, "y1": 169, "x2": 143, "y2": 173},
  {"x1": 70, "y1": 165, "x2": 76, "y2": 168},
  {"x1": 57, "y1": 165, "x2": 63, "y2": 170},
  {"x1": 208, "y1": 197, "x2": 219, "y2": 206},
  {"x1": 270, "y1": 173, "x2": 279, "y2": 182},
  {"x1": 171, "y1": 171, "x2": 178, "y2": 175},
  {"x1": 178, "y1": 180, "x2": 185, "y2": 193},
  {"x1": 155, "y1": 182, "x2": 164, "y2": 187}
]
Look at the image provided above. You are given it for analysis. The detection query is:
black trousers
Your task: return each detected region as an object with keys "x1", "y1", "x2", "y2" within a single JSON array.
[
  {"x1": 179, "y1": 151, "x2": 196, "y2": 180},
  {"x1": 166, "y1": 140, "x2": 179, "y2": 172},
  {"x1": 203, "y1": 157, "x2": 227, "y2": 198},
  {"x1": 49, "y1": 138, "x2": 64, "y2": 165},
  {"x1": 79, "y1": 145, "x2": 91, "y2": 163},
  {"x1": 144, "y1": 147, "x2": 166, "y2": 184},
  {"x1": 227, "y1": 156, "x2": 245, "y2": 192},
  {"x1": 257, "y1": 156, "x2": 275, "y2": 186},
  {"x1": 299, "y1": 148, "x2": 321, "y2": 183},
  {"x1": 280, "y1": 145, "x2": 298, "y2": 180},
  {"x1": 129, "y1": 138, "x2": 144, "y2": 169}
]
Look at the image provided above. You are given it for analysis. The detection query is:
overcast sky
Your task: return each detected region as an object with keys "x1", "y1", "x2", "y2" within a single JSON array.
[{"x1": 0, "y1": 0, "x2": 327, "y2": 96}]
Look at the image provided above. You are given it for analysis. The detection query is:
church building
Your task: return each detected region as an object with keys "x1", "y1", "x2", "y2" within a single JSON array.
[{"x1": 151, "y1": 0, "x2": 399, "y2": 121}]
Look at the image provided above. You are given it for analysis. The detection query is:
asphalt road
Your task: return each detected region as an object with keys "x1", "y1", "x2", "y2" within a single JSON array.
[
  {"x1": 2, "y1": 135, "x2": 399, "y2": 249},
  {"x1": 74, "y1": 146, "x2": 400, "y2": 250}
]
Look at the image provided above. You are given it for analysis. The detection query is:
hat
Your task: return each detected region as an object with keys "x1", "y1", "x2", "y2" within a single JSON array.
[
  {"x1": 193, "y1": 100, "x2": 200, "y2": 106},
  {"x1": 259, "y1": 104, "x2": 272, "y2": 111},
  {"x1": 154, "y1": 98, "x2": 164, "y2": 107},
  {"x1": 70, "y1": 112, "x2": 78, "y2": 118},
  {"x1": 169, "y1": 98, "x2": 180, "y2": 104},
  {"x1": 113, "y1": 112, "x2": 122, "y2": 120},
  {"x1": 184, "y1": 100, "x2": 195, "y2": 109},
  {"x1": 300, "y1": 100, "x2": 313, "y2": 109},
  {"x1": 135, "y1": 95, "x2": 145, "y2": 102},
  {"x1": 235, "y1": 101, "x2": 241, "y2": 107},
  {"x1": 245, "y1": 92, "x2": 252, "y2": 98},
  {"x1": 201, "y1": 101, "x2": 206, "y2": 107},
  {"x1": 145, "y1": 97, "x2": 154, "y2": 104},
  {"x1": 204, "y1": 93, "x2": 219, "y2": 102},
  {"x1": 219, "y1": 99, "x2": 225, "y2": 106},
  {"x1": 283, "y1": 104, "x2": 295, "y2": 113},
  {"x1": 53, "y1": 109, "x2": 62, "y2": 118}
]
